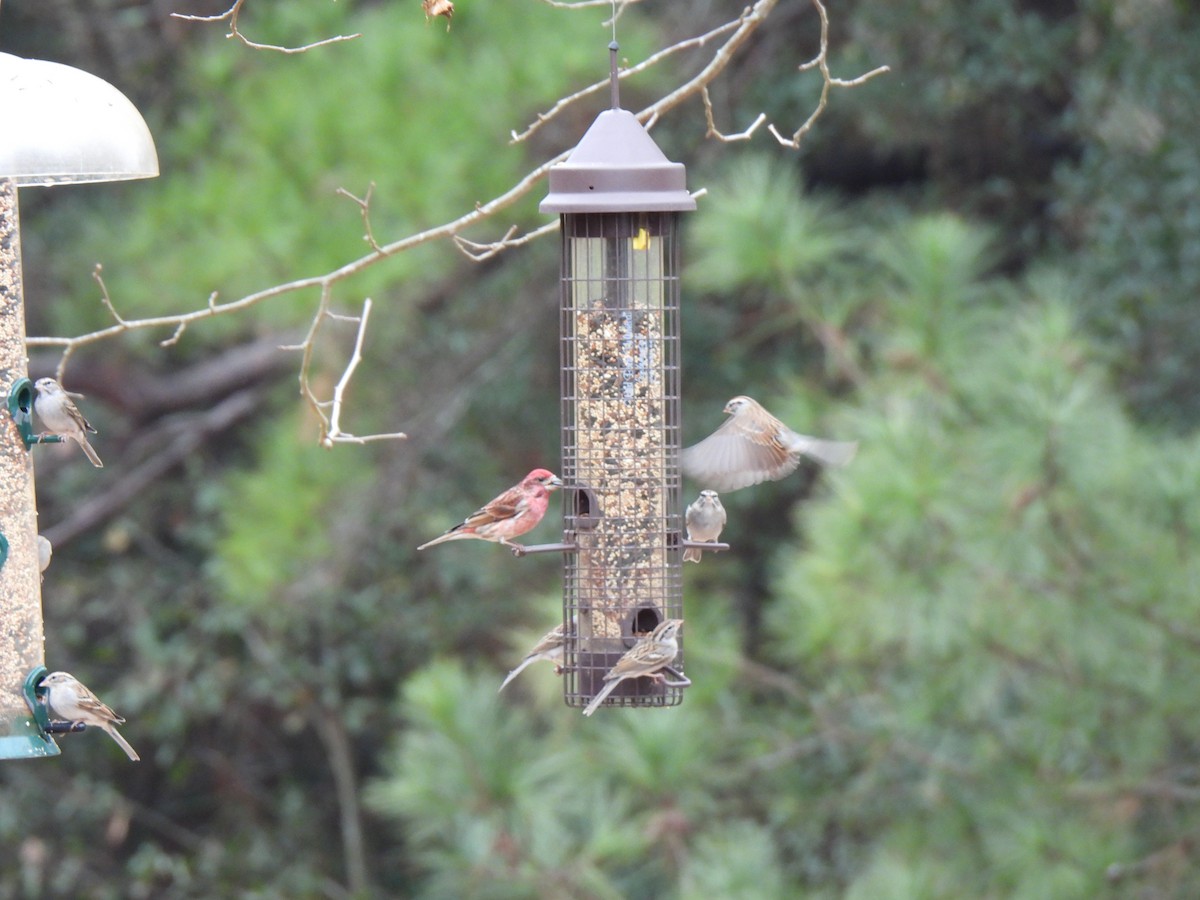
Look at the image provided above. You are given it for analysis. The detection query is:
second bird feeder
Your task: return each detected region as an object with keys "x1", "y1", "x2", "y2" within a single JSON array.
[
  {"x1": 0, "y1": 50, "x2": 157, "y2": 758},
  {"x1": 541, "y1": 51, "x2": 695, "y2": 710}
]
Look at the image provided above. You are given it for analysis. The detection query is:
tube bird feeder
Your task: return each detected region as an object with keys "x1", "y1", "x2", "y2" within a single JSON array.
[
  {"x1": 0, "y1": 51, "x2": 157, "y2": 759},
  {"x1": 540, "y1": 44, "x2": 695, "y2": 711}
]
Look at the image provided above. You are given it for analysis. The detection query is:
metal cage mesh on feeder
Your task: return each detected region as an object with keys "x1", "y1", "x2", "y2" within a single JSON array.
[
  {"x1": 559, "y1": 211, "x2": 684, "y2": 708},
  {"x1": 540, "y1": 61, "x2": 696, "y2": 710}
]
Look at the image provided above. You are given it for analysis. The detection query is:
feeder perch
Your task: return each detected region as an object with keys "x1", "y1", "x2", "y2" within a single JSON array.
[
  {"x1": 541, "y1": 44, "x2": 696, "y2": 711},
  {"x1": 0, "y1": 49, "x2": 157, "y2": 760}
]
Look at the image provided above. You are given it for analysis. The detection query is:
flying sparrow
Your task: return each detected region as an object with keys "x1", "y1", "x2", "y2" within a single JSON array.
[
  {"x1": 40, "y1": 671, "x2": 140, "y2": 761},
  {"x1": 582, "y1": 619, "x2": 684, "y2": 717},
  {"x1": 498, "y1": 618, "x2": 575, "y2": 693},
  {"x1": 418, "y1": 468, "x2": 563, "y2": 551},
  {"x1": 422, "y1": 0, "x2": 454, "y2": 29},
  {"x1": 684, "y1": 490, "x2": 726, "y2": 563},
  {"x1": 681, "y1": 395, "x2": 855, "y2": 492},
  {"x1": 33, "y1": 378, "x2": 103, "y2": 468}
]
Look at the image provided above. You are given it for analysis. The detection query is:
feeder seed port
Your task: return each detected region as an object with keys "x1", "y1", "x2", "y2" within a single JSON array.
[
  {"x1": 510, "y1": 485, "x2": 604, "y2": 556},
  {"x1": 7, "y1": 377, "x2": 64, "y2": 451}
]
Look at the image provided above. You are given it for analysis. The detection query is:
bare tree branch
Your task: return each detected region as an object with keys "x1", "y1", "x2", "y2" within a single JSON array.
[
  {"x1": 537, "y1": 0, "x2": 645, "y2": 30},
  {"x1": 511, "y1": 14, "x2": 743, "y2": 144},
  {"x1": 537, "y1": 0, "x2": 642, "y2": 10},
  {"x1": 172, "y1": 0, "x2": 361, "y2": 54},
  {"x1": 335, "y1": 183, "x2": 383, "y2": 254},
  {"x1": 300, "y1": 297, "x2": 406, "y2": 448},
  {"x1": 767, "y1": 0, "x2": 891, "y2": 148},
  {"x1": 33, "y1": 0, "x2": 887, "y2": 448},
  {"x1": 453, "y1": 221, "x2": 560, "y2": 262},
  {"x1": 701, "y1": 86, "x2": 767, "y2": 142},
  {"x1": 632, "y1": 0, "x2": 780, "y2": 131}
]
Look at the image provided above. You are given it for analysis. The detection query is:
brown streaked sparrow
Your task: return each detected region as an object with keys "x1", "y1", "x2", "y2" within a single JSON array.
[
  {"x1": 582, "y1": 619, "x2": 684, "y2": 717},
  {"x1": 498, "y1": 618, "x2": 575, "y2": 693}
]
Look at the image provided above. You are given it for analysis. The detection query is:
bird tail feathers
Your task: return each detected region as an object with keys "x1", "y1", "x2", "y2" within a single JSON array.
[
  {"x1": 416, "y1": 529, "x2": 476, "y2": 551},
  {"x1": 797, "y1": 437, "x2": 858, "y2": 467},
  {"x1": 106, "y1": 725, "x2": 140, "y2": 761},
  {"x1": 497, "y1": 657, "x2": 536, "y2": 693},
  {"x1": 79, "y1": 438, "x2": 104, "y2": 468},
  {"x1": 582, "y1": 680, "x2": 619, "y2": 716}
]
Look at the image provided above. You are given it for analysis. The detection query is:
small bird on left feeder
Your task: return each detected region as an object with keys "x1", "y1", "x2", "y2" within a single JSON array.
[
  {"x1": 41, "y1": 671, "x2": 139, "y2": 761},
  {"x1": 33, "y1": 377, "x2": 103, "y2": 467}
]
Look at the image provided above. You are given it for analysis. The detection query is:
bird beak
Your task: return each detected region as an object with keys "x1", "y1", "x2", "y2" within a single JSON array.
[{"x1": 549, "y1": 476, "x2": 564, "y2": 488}]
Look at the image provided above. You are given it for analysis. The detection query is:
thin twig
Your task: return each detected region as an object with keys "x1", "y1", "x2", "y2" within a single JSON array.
[
  {"x1": 537, "y1": 0, "x2": 640, "y2": 8},
  {"x1": 511, "y1": 15, "x2": 743, "y2": 143},
  {"x1": 767, "y1": 0, "x2": 890, "y2": 148},
  {"x1": 633, "y1": 0, "x2": 778, "y2": 132},
  {"x1": 172, "y1": 0, "x2": 361, "y2": 54},
  {"x1": 335, "y1": 184, "x2": 382, "y2": 253},
  {"x1": 537, "y1": 0, "x2": 643, "y2": 27},
  {"x1": 452, "y1": 221, "x2": 559, "y2": 261},
  {"x1": 701, "y1": 86, "x2": 767, "y2": 142},
  {"x1": 93, "y1": 264, "x2": 126, "y2": 326},
  {"x1": 323, "y1": 298, "x2": 406, "y2": 447}
]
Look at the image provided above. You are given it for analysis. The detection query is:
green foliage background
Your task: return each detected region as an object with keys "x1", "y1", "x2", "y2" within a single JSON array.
[{"x1": 2, "y1": 1, "x2": 1199, "y2": 897}]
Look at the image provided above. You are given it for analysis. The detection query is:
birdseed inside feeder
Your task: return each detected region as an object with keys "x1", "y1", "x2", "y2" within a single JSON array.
[{"x1": 540, "y1": 44, "x2": 695, "y2": 711}]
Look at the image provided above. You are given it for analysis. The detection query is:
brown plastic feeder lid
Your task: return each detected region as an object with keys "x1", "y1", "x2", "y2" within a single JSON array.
[{"x1": 540, "y1": 108, "x2": 695, "y2": 214}]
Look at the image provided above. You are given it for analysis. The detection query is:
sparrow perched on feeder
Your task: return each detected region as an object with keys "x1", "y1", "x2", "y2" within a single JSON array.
[
  {"x1": 681, "y1": 395, "x2": 856, "y2": 492},
  {"x1": 33, "y1": 377, "x2": 104, "y2": 468},
  {"x1": 41, "y1": 671, "x2": 140, "y2": 761},
  {"x1": 684, "y1": 490, "x2": 726, "y2": 563},
  {"x1": 582, "y1": 619, "x2": 685, "y2": 717},
  {"x1": 418, "y1": 468, "x2": 563, "y2": 552},
  {"x1": 498, "y1": 618, "x2": 575, "y2": 693}
]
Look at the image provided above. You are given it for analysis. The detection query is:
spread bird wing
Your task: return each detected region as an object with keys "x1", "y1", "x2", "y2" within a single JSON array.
[
  {"x1": 781, "y1": 429, "x2": 859, "y2": 467},
  {"x1": 681, "y1": 415, "x2": 797, "y2": 492}
]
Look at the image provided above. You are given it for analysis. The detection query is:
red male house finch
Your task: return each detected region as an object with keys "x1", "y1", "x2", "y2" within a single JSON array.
[
  {"x1": 41, "y1": 671, "x2": 139, "y2": 761},
  {"x1": 418, "y1": 468, "x2": 563, "y2": 552},
  {"x1": 681, "y1": 395, "x2": 856, "y2": 492},
  {"x1": 33, "y1": 377, "x2": 103, "y2": 467}
]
